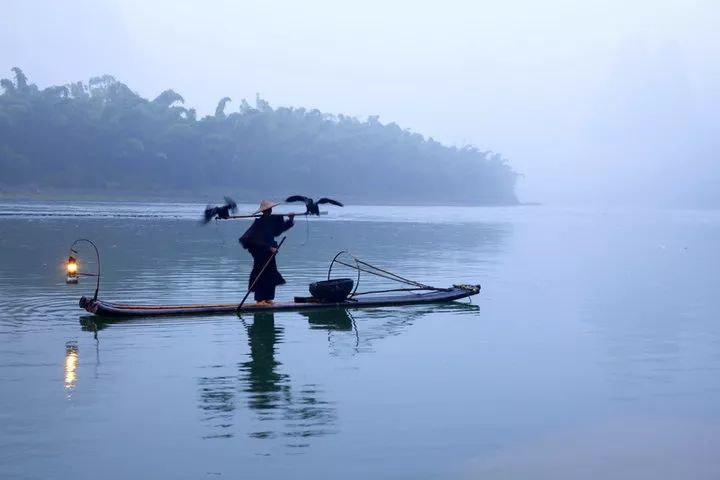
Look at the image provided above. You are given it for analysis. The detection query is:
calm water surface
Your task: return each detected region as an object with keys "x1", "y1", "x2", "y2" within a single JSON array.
[{"x1": 1, "y1": 202, "x2": 720, "y2": 479}]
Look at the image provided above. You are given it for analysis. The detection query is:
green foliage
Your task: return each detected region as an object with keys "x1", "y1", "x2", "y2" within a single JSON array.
[
  {"x1": 0, "y1": 68, "x2": 519, "y2": 203},
  {"x1": 214, "y1": 97, "x2": 231, "y2": 118}
]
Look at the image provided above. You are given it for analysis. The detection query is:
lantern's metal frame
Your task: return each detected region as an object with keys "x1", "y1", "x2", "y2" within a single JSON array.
[{"x1": 68, "y1": 239, "x2": 101, "y2": 301}]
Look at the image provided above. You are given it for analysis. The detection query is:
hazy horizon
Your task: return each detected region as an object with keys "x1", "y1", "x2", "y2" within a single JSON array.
[{"x1": 2, "y1": 0, "x2": 718, "y2": 207}]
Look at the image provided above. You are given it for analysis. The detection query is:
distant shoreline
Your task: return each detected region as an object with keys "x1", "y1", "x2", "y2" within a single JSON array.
[
  {"x1": 0, "y1": 188, "x2": 528, "y2": 207},
  {"x1": 0, "y1": 70, "x2": 520, "y2": 211}
]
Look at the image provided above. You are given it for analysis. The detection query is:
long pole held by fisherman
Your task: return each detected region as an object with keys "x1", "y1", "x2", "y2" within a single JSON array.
[
  {"x1": 236, "y1": 236, "x2": 287, "y2": 313},
  {"x1": 202, "y1": 195, "x2": 342, "y2": 224}
]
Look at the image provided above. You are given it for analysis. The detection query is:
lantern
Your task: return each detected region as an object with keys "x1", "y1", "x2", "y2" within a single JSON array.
[
  {"x1": 66, "y1": 255, "x2": 79, "y2": 284},
  {"x1": 64, "y1": 239, "x2": 101, "y2": 301}
]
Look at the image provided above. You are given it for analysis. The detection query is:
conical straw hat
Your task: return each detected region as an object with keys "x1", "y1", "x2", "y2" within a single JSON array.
[{"x1": 254, "y1": 199, "x2": 280, "y2": 214}]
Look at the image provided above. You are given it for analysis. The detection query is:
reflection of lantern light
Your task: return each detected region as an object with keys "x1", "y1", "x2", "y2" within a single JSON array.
[
  {"x1": 64, "y1": 343, "x2": 78, "y2": 390},
  {"x1": 66, "y1": 256, "x2": 78, "y2": 284}
]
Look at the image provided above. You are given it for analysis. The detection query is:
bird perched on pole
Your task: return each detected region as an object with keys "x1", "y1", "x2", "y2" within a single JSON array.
[
  {"x1": 285, "y1": 195, "x2": 344, "y2": 216},
  {"x1": 203, "y1": 197, "x2": 238, "y2": 223}
]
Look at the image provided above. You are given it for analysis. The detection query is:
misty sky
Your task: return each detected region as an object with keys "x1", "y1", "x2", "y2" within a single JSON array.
[{"x1": 2, "y1": 0, "x2": 718, "y2": 206}]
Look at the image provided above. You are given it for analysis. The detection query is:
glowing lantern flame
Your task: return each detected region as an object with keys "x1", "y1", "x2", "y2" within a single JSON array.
[{"x1": 67, "y1": 256, "x2": 78, "y2": 275}]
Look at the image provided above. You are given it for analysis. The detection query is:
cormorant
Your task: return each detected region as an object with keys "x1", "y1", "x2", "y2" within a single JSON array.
[
  {"x1": 203, "y1": 197, "x2": 238, "y2": 223},
  {"x1": 285, "y1": 195, "x2": 343, "y2": 216}
]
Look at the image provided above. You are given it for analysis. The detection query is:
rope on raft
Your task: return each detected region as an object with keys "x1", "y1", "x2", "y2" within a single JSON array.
[
  {"x1": 350, "y1": 287, "x2": 449, "y2": 296},
  {"x1": 328, "y1": 252, "x2": 450, "y2": 298}
]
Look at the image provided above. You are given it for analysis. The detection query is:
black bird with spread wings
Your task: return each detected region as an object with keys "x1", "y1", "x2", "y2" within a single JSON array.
[
  {"x1": 203, "y1": 197, "x2": 238, "y2": 223},
  {"x1": 285, "y1": 195, "x2": 344, "y2": 216}
]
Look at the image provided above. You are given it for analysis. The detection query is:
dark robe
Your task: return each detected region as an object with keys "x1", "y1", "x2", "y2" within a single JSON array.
[{"x1": 239, "y1": 215, "x2": 294, "y2": 300}]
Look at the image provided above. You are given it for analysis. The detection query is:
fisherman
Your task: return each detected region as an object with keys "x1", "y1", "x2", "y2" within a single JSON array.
[{"x1": 239, "y1": 200, "x2": 295, "y2": 305}]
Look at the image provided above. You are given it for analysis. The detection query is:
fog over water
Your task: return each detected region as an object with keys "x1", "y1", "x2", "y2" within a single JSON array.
[{"x1": 2, "y1": 0, "x2": 718, "y2": 206}]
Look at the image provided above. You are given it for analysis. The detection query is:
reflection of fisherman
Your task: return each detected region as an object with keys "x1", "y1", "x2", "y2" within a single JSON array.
[
  {"x1": 241, "y1": 311, "x2": 335, "y2": 442},
  {"x1": 239, "y1": 200, "x2": 294, "y2": 305},
  {"x1": 243, "y1": 311, "x2": 287, "y2": 411}
]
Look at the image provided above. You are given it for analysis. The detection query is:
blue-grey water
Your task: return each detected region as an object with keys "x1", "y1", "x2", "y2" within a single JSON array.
[{"x1": 1, "y1": 201, "x2": 719, "y2": 479}]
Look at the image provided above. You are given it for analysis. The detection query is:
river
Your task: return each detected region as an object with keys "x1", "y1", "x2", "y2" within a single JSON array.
[{"x1": 1, "y1": 201, "x2": 719, "y2": 479}]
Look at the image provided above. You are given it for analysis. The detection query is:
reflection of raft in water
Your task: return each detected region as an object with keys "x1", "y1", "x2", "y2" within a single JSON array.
[
  {"x1": 79, "y1": 285, "x2": 480, "y2": 318},
  {"x1": 76, "y1": 251, "x2": 480, "y2": 319}
]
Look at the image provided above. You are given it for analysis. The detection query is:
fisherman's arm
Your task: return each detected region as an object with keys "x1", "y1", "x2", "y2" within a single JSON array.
[{"x1": 281, "y1": 214, "x2": 295, "y2": 232}]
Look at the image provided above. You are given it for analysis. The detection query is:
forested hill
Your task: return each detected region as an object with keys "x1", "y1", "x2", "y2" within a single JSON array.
[{"x1": 0, "y1": 68, "x2": 519, "y2": 204}]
